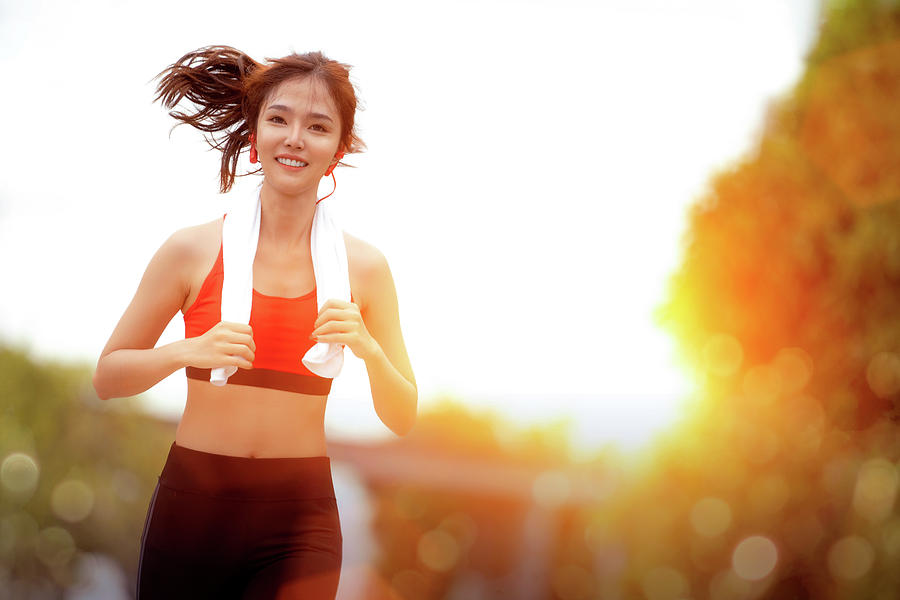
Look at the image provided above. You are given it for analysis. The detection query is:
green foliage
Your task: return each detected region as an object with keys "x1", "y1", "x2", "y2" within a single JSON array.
[
  {"x1": 0, "y1": 346, "x2": 174, "y2": 594},
  {"x1": 810, "y1": 0, "x2": 900, "y2": 67}
]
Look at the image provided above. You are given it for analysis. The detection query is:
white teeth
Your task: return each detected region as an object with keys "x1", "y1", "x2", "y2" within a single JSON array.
[{"x1": 276, "y1": 157, "x2": 307, "y2": 167}]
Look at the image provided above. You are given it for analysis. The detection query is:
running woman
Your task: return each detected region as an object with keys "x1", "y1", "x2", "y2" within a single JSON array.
[{"x1": 93, "y1": 45, "x2": 417, "y2": 599}]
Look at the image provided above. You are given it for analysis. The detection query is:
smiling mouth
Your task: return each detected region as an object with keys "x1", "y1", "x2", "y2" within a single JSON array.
[{"x1": 276, "y1": 157, "x2": 308, "y2": 168}]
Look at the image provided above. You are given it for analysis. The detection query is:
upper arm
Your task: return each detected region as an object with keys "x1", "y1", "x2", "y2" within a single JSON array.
[
  {"x1": 348, "y1": 235, "x2": 416, "y2": 390},
  {"x1": 98, "y1": 228, "x2": 195, "y2": 360}
]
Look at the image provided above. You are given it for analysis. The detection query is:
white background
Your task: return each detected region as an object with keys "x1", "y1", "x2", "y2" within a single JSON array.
[{"x1": 0, "y1": 0, "x2": 820, "y2": 453}]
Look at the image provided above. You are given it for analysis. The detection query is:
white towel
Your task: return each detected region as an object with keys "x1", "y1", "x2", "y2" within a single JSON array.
[{"x1": 210, "y1": 184, "x2": 349, "y2": 385}]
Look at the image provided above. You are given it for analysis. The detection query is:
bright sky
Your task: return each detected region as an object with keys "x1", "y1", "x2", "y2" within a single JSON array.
[{"x1": 0, "y1": 0, "x2": 819, "y2": 453}]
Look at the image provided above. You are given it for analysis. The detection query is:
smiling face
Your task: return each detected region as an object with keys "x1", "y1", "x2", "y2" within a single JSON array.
[{"x1": 254, "y1": 76, "x2": 343, "y2": 197}]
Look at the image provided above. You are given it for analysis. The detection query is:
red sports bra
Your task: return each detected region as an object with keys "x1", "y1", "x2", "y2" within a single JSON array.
[{"x1": 183, "y1": 241, "x2": 333, "y2": 395}]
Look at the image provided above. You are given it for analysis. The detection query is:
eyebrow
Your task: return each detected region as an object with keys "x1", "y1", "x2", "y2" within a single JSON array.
[{"x1": 266, "y1": 105, "x2": 334, "y2": 122}]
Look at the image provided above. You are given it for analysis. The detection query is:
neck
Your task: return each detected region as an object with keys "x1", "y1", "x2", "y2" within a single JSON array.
[{"x1": 257, "y1": 180, "x2": 319, "y2": 253}]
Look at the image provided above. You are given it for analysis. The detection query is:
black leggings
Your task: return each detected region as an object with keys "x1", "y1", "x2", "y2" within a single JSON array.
[{"x1": 137, "y1": 442, "x2": 342, "y2": 599}]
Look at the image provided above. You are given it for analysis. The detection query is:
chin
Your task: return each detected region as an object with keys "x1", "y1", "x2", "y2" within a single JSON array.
[{"x1": 266, "y1": 176, "x2": 312, "y2": 197}]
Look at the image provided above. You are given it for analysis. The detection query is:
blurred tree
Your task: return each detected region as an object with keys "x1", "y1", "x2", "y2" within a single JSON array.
[
  {"x1": 660, "y1": 0, "x2": 900, "y2": 430},
  {"x1": 629, "y1": 0, "x2": 900, "y2": 597},
  {"x1": 0, "y1": 345, "x2": 174, "y2": 596},
  {"x1": 400, "y1": 396, "x2": 573, "y2": 464}
]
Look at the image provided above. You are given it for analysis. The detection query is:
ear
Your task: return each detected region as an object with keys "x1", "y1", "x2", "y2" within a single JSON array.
[
  {"x1": 324, "y1": 150, "x2": 345, "y2": 177},
  {"x1": 249, "y1": 133, "x2": 258, "y2": 164}
]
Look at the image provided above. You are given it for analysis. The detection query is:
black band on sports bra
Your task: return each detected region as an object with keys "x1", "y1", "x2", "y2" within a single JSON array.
[{"x1": 186, "y1": 367, "x2": 333, "y2": 396}]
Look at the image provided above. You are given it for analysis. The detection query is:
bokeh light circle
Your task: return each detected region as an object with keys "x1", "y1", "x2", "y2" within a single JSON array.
[
  {"x1": 690, "y1": 497, "x2": 732, "y2": 537},
  {"x1": 828, "y1": 535, "x2": 874, "y2": 581},
  {"x1": 34, "y1": 526, "x2": 76, "y2": 567},
  {"x1": 51, "y1": 480, "x2": 94, "y2": 523},
  {"x1": 773, "y1": 347, "x2": 813, "y2": 394},
  {"x1": 1, "y1": 453, "x2": 39, "y2": 496},
  {"x1": 732, "y1": 535, "x2": 778, "y2": 581},
  {"x1": 417, "y1": 529, "x2": 459, "y2": 572},
  {"x1": 866, "y1": 352, "x2": 900, "y2": 398},
  {"x1": 853, "y1": 458, "x2": 898, "y2": 523},
  {"x1": 391, "y1": 569, "x2": 427, "y2": 599}
]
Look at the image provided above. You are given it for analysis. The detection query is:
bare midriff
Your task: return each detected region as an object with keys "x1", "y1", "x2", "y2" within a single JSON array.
[{"x1": 175, "y1": 379, "x2": 329, "y2": 458}]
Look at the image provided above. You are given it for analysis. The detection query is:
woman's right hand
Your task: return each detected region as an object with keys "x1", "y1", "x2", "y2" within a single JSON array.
[{"x1": 185, "y1": 322, "x2": 256, "y2": 370}]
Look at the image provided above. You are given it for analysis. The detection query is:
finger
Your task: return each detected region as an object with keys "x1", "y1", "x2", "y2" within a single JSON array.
[
  {"x1": 229, "y1": 354, "x2": 254, "y2": 369},
  {"x1": 220, "y1": 329, "x2": 256, "y2": 353},
  {"x1": 217, "y1": 323, "x2": 255, "y2": 350},
  {"x1": 318, "y1": 299, "x2": 357, "y2": 315},
  {"x1": 311, "y1": 321, "x2": 355, "y2": 338},
  {"x1": 315, "y1": 307, "x2": 349, "y2": 323},
  {"x1": 221, "y1": 321, "x2": 254, "y2": 336},
  {"x1": 313, "y1": 332, "x2": 351, "y2": 345},
  {"x1": 224, "y1": 342, "x2": 255, "y2": 364},
  {"x1": 320, "y1": 298, "x2": 350, "y2": 310},
  {"x1": 219, "y1": 344, "x2": 253, "y2": 369},
  {"x1": 313, "y1": 308, "x2": 359, "y2": 329}
]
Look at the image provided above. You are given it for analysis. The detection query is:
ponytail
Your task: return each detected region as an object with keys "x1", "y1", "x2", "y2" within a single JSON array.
[
  {"x1": 154, "y1": 45, "x2": 365, "y2": 194},
  {"x1": 154, "y1": 46, "x2": 261, "y2": 193}
]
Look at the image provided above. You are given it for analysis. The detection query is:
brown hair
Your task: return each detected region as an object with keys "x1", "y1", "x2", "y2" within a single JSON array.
[{"x1": 154, "y1": 45, "x2": 365, "y2": 193}]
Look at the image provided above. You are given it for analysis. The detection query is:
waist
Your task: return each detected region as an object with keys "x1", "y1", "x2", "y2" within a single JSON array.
[
  {"x1": 159, "y1": 442, "x2": 335, "y2": 500},
  {"x1": 178, "y1": 379, "x2": 329, "y2": 458}
]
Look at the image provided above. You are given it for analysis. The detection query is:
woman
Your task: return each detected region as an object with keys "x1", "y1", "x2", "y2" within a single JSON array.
[{"x1": 92, "y1": 46, "x2": 417, "y2": 599}]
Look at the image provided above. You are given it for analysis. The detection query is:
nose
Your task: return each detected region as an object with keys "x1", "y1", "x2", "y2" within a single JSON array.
[{"x1": 284, "y1": 123, "x2": 305, "y2": 150}]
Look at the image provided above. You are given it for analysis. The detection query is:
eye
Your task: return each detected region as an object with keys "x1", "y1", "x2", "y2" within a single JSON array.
[
  {"x1": 269, "y1": 115, "x2": 286, "y2": 124},
  {"x1": 310, "y1": 123, "x2": 328, "y2": 132}
]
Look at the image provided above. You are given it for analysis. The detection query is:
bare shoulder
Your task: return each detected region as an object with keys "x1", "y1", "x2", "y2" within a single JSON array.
[
  {"x1": 98, "y1": 217, "x2": 223, "y2": 359},
  {"x1": 168, "y1": 217, "x2": 222, "y2": 260},
  {"x1": 167, "y1": 217, "x2": 223, "y2": 313},
  {"x1": 344, "y1": 232, "x2": 388, "y2": 273}
]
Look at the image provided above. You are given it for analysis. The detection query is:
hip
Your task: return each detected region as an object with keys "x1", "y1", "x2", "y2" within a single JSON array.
[{"x1": 137, "y1": 442, "x2": 342, "y2": 597}]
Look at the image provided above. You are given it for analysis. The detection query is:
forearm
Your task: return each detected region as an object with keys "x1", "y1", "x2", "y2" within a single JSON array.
[
  {"x1": 363, "y1": 343, "x2": 418, "y2": 436},
  {"x1": 93, "y1": 339, "x2": 190, "y2": 401}
]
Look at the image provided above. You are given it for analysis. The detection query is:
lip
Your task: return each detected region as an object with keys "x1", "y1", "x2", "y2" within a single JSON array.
[{"x1": 274, "y1": 154, "x2": 309, "y2": 170}]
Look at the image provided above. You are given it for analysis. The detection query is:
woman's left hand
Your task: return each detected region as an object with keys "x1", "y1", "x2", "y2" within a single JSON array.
[{"x1": 310, "y1": 299, "x2": 380, "y2": 360}]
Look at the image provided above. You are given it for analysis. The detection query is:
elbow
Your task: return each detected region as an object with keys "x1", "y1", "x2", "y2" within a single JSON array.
[
  {"x1": 375, "y1": 380, "x2": 417, "y2": 436},
  {"x1": 391, "y1": 418, "x2": 416, "y2": 437},
  {"x1": 92, "y1": 364, "x2": 112, "y2": 401},
  {"x1": 92, "y1": 372, "x2": 108, "y2": 401},
  {"x1": 393, "y1": 395, "x2": 418, "y2": 437}
]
